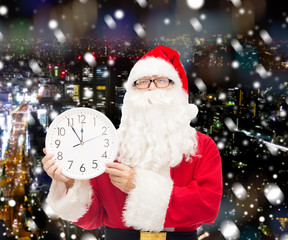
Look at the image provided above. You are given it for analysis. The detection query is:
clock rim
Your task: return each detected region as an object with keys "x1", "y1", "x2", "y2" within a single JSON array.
[{"x1": 45, "y1": 107, "x2": 119, "y2": 180}]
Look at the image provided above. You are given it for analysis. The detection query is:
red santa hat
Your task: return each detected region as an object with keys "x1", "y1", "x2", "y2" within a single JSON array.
[
  {"x1": 126, "y1": 45, "x2": 198, "y2": 119},
  {"x1": 126, "y1": 45, "x2": 189, "y2": 94}
]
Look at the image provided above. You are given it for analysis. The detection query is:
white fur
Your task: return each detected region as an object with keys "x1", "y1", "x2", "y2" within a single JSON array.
[
  {"x1": 126, "y1": 57, "x2": 183, "y2": 92},
  {"x1": 46, "y1": 179, "x2": 93, "y2": 222},
  {"x1": 123, "y1": 168, "x2": 173, "y2": 232},
  {"x1": 117, "y1": 87, "x2": 198, "y2": 170},
  {"x1": 118, "y1": 83, "x2": 198, "y2": 231}
]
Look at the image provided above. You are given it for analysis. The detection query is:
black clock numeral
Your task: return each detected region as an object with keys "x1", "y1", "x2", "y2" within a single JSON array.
[
  {"x1": 55, "y1": 139, "x2": 61, "y2": 148},
  {"x1": 57, "y1": 152, "x2": 63, "y2": 160},
  {"x1": 80, "y1": 164, "x2": 86, "y2": 172},
  {"x1": 93, "y1": 117, "x2": 96, "y2": 126},
  {"x1": 102, "y1": 126, "x2": 107, "y2": 135},
  {"x1": 78, "y1": 114, "x2": 86, "y2": 124},
  {"x1": 102, "y1": 151, "x2": 107, "y2": 158},
  {"x1": 68, "y1": 160, "x2": 73, "y2": 169},
  {"x1": 57, "y1": 127, "x2": 66, "y2": 136},
  {"x1": 92, "y1": 160, "x2": 98, "y2": 169},
  {"x1": 104, "y1": 139, "x2": 109, "y2": 147},
  {"x1": 67, "y1": 118, "x2": 74, "y2": 127}
]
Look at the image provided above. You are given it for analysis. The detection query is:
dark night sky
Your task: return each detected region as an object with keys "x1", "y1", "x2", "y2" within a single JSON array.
[{"x1": 0, "y1": 0, "x2": 287, "y2": 40}]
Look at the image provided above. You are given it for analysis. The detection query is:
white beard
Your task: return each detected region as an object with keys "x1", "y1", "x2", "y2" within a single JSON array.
[{"x1": 117, "y1": 87, "x2": 198, "y2": 175}]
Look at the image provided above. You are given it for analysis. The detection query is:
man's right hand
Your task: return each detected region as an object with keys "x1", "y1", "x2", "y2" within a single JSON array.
[{"x1": 42, "y1": 148, "x2": 75, "y2": 189}]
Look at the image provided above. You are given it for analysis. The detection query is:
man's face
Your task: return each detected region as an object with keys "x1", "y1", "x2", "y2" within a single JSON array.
[{"x1": 133, "y1": 75, "x2": 175, "y2": 91}]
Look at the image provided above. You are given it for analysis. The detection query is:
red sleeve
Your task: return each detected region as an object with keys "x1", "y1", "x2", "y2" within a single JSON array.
[
  {"x1": 73, "y1": 178, "x2": 104, "y2": 230},
  {"x1": 164, "y1": 136, "x2": 223, "y2": 228}
]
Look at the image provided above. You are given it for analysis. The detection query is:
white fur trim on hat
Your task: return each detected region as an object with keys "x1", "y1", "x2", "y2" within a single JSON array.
[
  {"x1": 46, "y1": 179, "x2": 93, "y2": 222},
  {"x1": 123, "y1": 168, "x2": 173, "y2": 232},
  {"x1": 126, "y1": 57, "x2": 183, "y2": 93}
]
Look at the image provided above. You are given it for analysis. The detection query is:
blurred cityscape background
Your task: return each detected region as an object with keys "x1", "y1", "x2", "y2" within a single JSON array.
[{"x1": 0, "y1": 0, "x2": 287, "y2": 239}]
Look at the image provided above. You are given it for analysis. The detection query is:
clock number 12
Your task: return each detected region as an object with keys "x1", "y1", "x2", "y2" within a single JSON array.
[{"x1": 78, "y1": 115, "x2": 86, "y2": 124}]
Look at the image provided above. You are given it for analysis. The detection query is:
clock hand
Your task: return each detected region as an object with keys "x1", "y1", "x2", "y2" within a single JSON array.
[
  {"x1": 73, "y1": 134, "x2": 102, "y2": 147},
  {"x1": 81, "y1": 123, "x2": 84, "y2": 142},
  {"x1": 70, "y1": 125, "x2": 82, "y2": 143}
]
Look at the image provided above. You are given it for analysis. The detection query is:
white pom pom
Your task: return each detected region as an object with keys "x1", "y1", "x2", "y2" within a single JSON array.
[{"x1": 188, "y1": 104, "x2": 198, "y2": 120}]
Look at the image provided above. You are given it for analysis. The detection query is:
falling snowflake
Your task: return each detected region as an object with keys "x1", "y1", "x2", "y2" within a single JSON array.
[
  {"x1": 260, "y1": 29, "x2": 273, "y2": 44},
  {"x1": 217, "y1": 37, "x2": 223, "y2": 44},
  {"x1": 253, "y1": 81, "x2": 260, "y2": 89},
  {"x1": 218, "y1": 92, "x2": 226, "y2": 100},
  {"x1": 136, "y1": 0, "x2": 148, "y2": 8},
  {"x1": 49, "y1": 111, "x2": 59, "y2": 120},
  {"x1": 133, "y1": 23, "x2": 146, "y2": 38},
  {"x1": 231, "y1": 39, "x2": 243, "y2": 53},
  {"x1": 231, "y1": 60, "x2": 240, "y2": 69},
  {"x1": 190, "y1": 18, "x2": 203, "y2": 32},
  {"x1": 220, "y1": 220, "x2": 240, "y2": 240},
  {"x1": 224, "y1": 117, "x2": 237, "y2": 131},
  {"x1": 238, "y1": 8, "x2": 245, "y2": 15},
  {"x1": 194, "y1": 78, "x2": 207, "y2": 92},
  {"x1": 230, "y1": 0, "x2": 242, "y2": 7},
  {"x1": 164, "y1": 18, "x2": 170, "y2": 25},
  {"x1": 217, "y1": 141, "x2": 225, "y2": 150},
  {"x1": 48, "y1": 19, "x2": 58, "y2": 30},
  {"x1": 264, "y1": 183, "x2": 284, "y2": 205},
  {"x1": 232, "y1": 182, "x2": 247, "y2": 200},
  {"x1": 108, "y1": 59, "x2": 115, "y2": 66},
  {"x1": 29, "y1": 59, "x2": 42, "y2": 74},
  {"x1": 84, "y1": 88, "x2": 93, "y2": 98},
  {"x1": 186, "y1": 0, "x2": 205, "y2": 10},
  {"x1": 248, "y1": 30, "x2": 254, "y2": 36},
  {"x1": 256, "y1": 64, "x2": 271, "y2": 79},
  {"x1": 26, "y1": 79, "x2": 33, "y2": 87},
  {"x1": 114, "y1": 9, "x2": 124, "y2": 20},
  {"x1": 0, "y1": 5, "x2": 8, "y2": 16},
  {"x1": 280, "y1": 233, "x2": 288, "y2": 240},
  {"x1": 104, "y1": 14, "x2": 117, "y2": 29},
  {"x1": 54, "y1": 29, "x2": 66, "y2": 43},
  {"x1": 84, "y1": 52, "x2": 96, "y2": 67},
  {"x1": 81, "y1": 233, "x2": 98, "y2": 240},
  {"x1": 227, "y1": 172, "x2": 234, "y2": 179},
  {"x1": 200, "y1": 14, "x2": 206, "y2": 20},
  {"x1": 8, "y1": 199, "x2": 16, "y2": 207}
]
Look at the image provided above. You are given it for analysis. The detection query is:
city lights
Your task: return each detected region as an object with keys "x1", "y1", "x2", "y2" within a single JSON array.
[{"x1": 0, "y1": 1, "x2": 287, "y2": 239}]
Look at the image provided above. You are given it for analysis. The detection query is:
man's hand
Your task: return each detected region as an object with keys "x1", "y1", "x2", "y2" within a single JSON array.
[
  {"x1": 42, "y1": 148, "x2": 75, "y2": 189},
  {"x1": 105, "y1": 162, "x2": 135, "y2": 194}
]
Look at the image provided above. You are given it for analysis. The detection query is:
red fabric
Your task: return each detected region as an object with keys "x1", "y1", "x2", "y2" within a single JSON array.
[
  {"x1": 141, "y1": 46, "x2": 189, "y2": 94},
  {"x1": 74, "y1": 132, "x2": 222, "y2": 231}
]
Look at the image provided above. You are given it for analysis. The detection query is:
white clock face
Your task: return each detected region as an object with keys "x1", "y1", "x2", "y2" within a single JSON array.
[{"x1": 45, "y1": 107, "x2": 118, "y2": 180}]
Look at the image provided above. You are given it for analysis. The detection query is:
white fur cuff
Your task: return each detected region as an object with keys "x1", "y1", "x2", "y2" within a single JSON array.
[
  {"x1": 123, "y1": 169, "x2": 173, "y2": 232},
  {"x1": 46, "y1": 180, "x2": 93, "y2": 222}
]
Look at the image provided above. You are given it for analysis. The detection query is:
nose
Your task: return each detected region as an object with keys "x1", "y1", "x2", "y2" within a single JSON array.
[{"x1": 148, "y1": 81, "x2": 157, "y2": 91}]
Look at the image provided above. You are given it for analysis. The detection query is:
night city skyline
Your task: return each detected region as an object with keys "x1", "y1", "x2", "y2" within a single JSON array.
[{"x1": 0, "y1": 0, "x2": 288, "y2": 240}]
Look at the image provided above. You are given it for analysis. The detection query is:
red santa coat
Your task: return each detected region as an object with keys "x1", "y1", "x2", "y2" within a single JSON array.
[{"x1": 46, "y1": 132, "x2": 222, "y2": 232}]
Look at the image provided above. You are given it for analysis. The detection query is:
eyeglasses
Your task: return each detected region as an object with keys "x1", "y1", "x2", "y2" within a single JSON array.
[{"x1": 133, "y1": 77, "x2": 174, "y2": 89}]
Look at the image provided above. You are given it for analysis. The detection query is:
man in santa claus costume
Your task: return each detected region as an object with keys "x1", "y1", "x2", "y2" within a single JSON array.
[{"x1": 42, "y1": 46, "x2": 222, "y2": 240}]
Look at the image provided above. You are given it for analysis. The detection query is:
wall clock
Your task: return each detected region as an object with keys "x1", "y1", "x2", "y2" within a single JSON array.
[{"x1": 45, "y1": 107, "x2": 118, "y2": 180}]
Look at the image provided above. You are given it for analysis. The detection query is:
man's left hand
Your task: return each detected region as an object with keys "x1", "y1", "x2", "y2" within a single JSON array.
[{"x1": 105, "y1": 162, "x2": 135, "y2": 194}]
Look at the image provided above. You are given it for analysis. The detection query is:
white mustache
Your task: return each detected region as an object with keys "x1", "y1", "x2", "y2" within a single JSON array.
[{"x1": 126, "y1": 90, "x2": 175, "y2": 109}]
